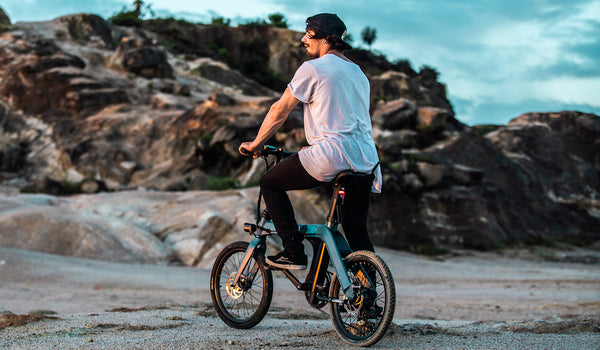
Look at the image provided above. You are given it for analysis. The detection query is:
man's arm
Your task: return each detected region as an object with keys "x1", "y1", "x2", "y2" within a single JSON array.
[{"x1": 239, "y1": 87, "x2": 300, "y2": 156}]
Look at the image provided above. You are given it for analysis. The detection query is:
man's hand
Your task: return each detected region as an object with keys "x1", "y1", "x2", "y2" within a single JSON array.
[{"x1": 239, "y1": 141, "x2": 261, "y2": 158}]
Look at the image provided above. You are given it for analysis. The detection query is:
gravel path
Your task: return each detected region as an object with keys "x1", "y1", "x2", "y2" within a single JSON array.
[
  {"x1": 1, "y1": 305, "x2": 598, "y2": 349},
  {"x1": 1, "y1": 246, "x2": 599, "y2": 349}
]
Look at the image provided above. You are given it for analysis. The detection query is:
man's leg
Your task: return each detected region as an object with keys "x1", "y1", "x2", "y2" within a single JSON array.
[
  {"x1": 341, "y1": 181, "x2": 375, "y2": 252},
  {"x1": 259, "y1": 153, "x2": 323, "y2": 269}
]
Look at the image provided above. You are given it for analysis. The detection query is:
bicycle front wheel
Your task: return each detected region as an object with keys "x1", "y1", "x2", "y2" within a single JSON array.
[
  {"x1": 329, "y1": 250, "x2": 396, "y2": 347},
  {"x1": 210, "y1": 241, "x2": 273, "y2": 329}
]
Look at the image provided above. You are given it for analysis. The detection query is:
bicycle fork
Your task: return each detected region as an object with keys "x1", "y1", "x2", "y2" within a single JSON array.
[{"x1": 230, "y1": 236, "x2": 267, "y2": 291}]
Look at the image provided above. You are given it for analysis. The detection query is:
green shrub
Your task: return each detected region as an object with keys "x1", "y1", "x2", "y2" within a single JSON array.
[
  {"x1": 392, "y1": 58, "x2": 417, "y2": 76},
  {"x1": 206, "y1": 176, "x2": 237, "y2": 191},
  {"x1": 109, "y1": 9, "x2": 143, "y2": 27},
  {"x1": 417, "y1": 65, "x2": 439, "y2": 88},
  {"x1": 66, "y1": 18, "x2": 85, "y2": 42},
  {"x1": 211, "y1": 16, "x2": 231, "y2": 26},
  {"x1": 241, "y1": 19, "x2": 268, "y2": 29},
  {"x1": 472, "y1": 124, "x2": 501, "y2": 136},
  {"x1": 268, "y1": 13, "x2": 288, "y2": 28}
]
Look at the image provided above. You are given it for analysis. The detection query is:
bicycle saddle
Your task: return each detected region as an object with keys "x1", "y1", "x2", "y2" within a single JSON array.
[{"x1": 333, "y1": 170, "x2": 375, "y2": 186}]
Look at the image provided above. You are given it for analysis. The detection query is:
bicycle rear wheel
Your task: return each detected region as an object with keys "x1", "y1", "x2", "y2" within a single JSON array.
[
  {"x1": 210, "y1": 241, "x2": 273, "y2": 329},
  {"x1": 329, "y1": 250, "x2": 396, "y2": 347}
]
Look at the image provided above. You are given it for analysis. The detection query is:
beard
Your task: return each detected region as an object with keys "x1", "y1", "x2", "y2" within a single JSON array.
[{"x1": 305, "y1": 47, "x2": 319, "y2": 58}]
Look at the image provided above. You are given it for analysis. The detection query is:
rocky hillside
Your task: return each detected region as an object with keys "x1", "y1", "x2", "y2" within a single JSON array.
[{"x1": 0, "y1": 11, "x2": 598, "y2": 265}]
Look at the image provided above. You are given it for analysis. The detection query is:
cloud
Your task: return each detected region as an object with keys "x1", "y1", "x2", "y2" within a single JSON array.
[
  {"x1": 531, "y1": 55, "x2": 600, "y2": 79},
  {"x1": 380, "y1": 0, "x2": 600, "y2": 125}
]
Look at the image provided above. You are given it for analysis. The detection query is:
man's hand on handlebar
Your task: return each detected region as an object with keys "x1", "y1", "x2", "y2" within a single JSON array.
[{"x1": 239, "y1": 141, "x2": 261, "y2": 158}]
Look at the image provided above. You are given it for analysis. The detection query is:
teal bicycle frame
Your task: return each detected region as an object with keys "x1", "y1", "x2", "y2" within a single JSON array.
[{"x1": 232, "y1": 218, "x2": 356, "y2": 302}]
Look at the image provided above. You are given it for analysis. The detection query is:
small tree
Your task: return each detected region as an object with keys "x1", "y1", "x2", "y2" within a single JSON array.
[
  {"x1": 268, "y1": 13, "x2": 288, "y2": 28},
  {"x1": 418, "y1": 65, "x2": 439, "y2": 87},
  {"x1": 132, "y1": 0, "x2": 154, "y2": 18},
  {"x1": 393, "y1": 58, "x2": 416, "y2": 76},
  {"x1": 133, "y1": 0, "x2": 143, "y2": 16},
  {"x1": 110, "y1": 1, "x2": 154, "y2": 27},
  {"x1": 211, "y1": 16, "x2": 231, "y2": 26},
  {"x1": 361, "y1": 26, "x2": 377, "y2": 48}
]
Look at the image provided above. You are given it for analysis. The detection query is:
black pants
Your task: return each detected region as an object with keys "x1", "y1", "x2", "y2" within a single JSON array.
[{"x1": 259, "y1": 153, "x2": 375, "y2": 256}]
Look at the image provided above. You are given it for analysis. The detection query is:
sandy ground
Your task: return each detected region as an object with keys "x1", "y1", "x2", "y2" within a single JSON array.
[{"x1": 0, "y1": 246, "x2": 599, "y2": 349}]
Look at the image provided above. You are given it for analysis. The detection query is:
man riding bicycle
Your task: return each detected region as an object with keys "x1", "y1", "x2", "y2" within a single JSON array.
[{"x1": 239, "y1": 13, "x2": 382, "y2": 270}]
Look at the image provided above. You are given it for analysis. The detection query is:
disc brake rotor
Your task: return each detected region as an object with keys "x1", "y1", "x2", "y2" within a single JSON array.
[{"x1": 226, "y1": 273, "x2": 244, "y2": 299}]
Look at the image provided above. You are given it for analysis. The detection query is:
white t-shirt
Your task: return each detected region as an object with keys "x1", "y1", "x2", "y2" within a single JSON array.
[{"x1": 288, "y1": 54, "x2": 382, "y2": 192}]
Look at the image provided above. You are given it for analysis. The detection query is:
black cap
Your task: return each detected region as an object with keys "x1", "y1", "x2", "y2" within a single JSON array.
[{"x1": 305, "y1": 13, "x2": 352, "y2": 51}]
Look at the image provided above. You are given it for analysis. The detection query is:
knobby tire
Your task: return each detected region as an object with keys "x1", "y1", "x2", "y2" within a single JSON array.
[
  {"x1": 210, "y1": 241, "x2": 273, "y2": 329},
  {"x1": 329, "y1": 250, "x2": 396, "y2": 347}
]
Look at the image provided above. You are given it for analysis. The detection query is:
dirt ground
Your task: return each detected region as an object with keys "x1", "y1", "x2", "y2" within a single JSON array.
[{"x1": 0, "y1": 245, "x2": 599, "y2": 349}]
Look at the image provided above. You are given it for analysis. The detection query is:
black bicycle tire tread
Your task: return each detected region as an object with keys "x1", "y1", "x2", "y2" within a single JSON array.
[
  {"x1": 328, "y1": 250, "x2": 396, "y2": 347},
  {"x1": 210, "y1": 241, "x2": 273, "y2": 329}
]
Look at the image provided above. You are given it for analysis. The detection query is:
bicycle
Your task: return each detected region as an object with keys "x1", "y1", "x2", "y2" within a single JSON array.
[{"x1": 210, "y1": 145, "x2": 396, "y2": 347}]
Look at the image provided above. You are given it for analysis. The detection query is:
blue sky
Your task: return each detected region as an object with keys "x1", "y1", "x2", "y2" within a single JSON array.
[{"x1": 2, "y1": 0, "x2": 599, "y2": 125}]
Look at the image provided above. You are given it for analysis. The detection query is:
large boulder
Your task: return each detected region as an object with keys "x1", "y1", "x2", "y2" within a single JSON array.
[
  {"x1": 141, "y1": 20, "x2": 305, "y2": 90},
  {"x1": 0, "y1": 193, "x2": 172, "y2": 263},
  {"x1": 56, "y1": 14, "x2": 116, "y2": 48},
  {"x1": 0, "y1": 188, "x2": 324, "y2": 267},
  {"x1": 488, "y1": 111, "x2": 600, "y2": 220},
  {"x1": 190, "y1": 58, "x2": 276, "y2": 96},
  {"x1": 370, "y1": 71, "x2": 454, "y2": 113},
  {"x1": 112, "y1": 36, "x2": 174, "y2": 79},
  {"x1": 373, "y1": 97, "x2": 465, "y2": 156},
  {"x1": 369, "y1": 111, "x2": 600, "y2": 250},
  {"x1": 372, "y1": 98, "x2": 417, "y2": 130},
  {"x1": 0, "y1": 32, "x2": 128, "y2": 117}
]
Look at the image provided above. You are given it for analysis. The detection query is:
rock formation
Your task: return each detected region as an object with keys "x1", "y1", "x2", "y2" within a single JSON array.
[
  {"x1": 0, "y1": 12, "x2": 598, "y2": 265},
  {"x1": 0, "y1": 187, "x2": 325, "y2": 267},
  {"x1": 0, "y1": 7, "x2": 10, "y2": 32},
  {"x1": 370, "y1": 110, "x2": 599, "y2": 250}
]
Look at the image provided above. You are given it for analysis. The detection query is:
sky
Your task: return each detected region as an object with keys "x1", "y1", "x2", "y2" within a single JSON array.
[{"x1": 2, "y1": 0, "x2": 599, "y2": 125}]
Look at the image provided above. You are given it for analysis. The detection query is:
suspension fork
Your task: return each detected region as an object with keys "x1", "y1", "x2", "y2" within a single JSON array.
[{"x1": 232, "y1": 236, "x2": 266, "y2": 288}]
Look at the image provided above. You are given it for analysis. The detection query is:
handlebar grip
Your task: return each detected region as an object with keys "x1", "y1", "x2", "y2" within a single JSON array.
[
  {"x1": 240, "y1": 147, "x2": 253, "y2": 157},
  {"x1": 241, "y1": 145, "x2": 293, "y2": 159}
]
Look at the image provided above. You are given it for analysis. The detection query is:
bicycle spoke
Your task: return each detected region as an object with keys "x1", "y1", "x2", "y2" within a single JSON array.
[
  {"x1": 211, "y1": 241, "x2": 273, "y2": 328},
  {"x1": 329, "y1": 251, "x2": 395, "y2": 346}
]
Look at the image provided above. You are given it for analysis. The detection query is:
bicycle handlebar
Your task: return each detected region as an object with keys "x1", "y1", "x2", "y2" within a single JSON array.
[{"x1": 241, "y1": 145, "x2": 294, "y2": 160}]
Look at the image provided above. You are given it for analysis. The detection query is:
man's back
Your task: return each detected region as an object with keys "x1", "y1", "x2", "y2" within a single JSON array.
[{"x1": 305, "y1": 54, "x2": 371, "y2": 133}]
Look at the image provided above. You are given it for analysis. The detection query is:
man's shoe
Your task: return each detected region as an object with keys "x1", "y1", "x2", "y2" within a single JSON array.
[{"x1": 266, "y1": 250, "x2": 307, "y2": 270}]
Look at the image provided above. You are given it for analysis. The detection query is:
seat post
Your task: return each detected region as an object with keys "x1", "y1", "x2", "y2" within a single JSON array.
[{"x1": 326, "y1": 182, "x2": 343, "y2": 228}]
